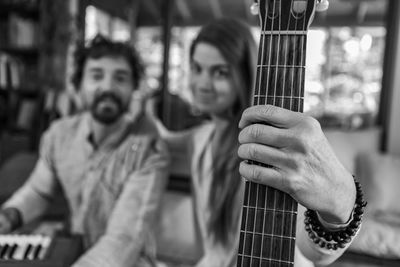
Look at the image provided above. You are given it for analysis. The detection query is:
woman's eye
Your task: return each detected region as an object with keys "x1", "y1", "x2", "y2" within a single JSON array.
[
  {"x1": 213, "y1": 68, "x2": 229, "y2": 78},
  {"x1": 92, "y1": 73, "x2": 103, "y2": 80},
  {"x1": 191, "y1": 63, "x2": 201, "y2": 74}
]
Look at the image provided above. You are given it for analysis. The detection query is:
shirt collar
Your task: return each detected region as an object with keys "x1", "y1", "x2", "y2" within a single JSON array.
[{"x1": 79, "y1": 112, "x2": 138, "y2": 150}]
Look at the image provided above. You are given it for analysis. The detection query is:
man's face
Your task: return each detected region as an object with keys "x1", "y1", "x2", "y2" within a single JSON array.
[{"x1": 79, "y1": 56, "x2": 135, "y2": 124}]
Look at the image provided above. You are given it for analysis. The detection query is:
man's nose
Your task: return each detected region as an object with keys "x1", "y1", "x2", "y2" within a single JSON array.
[{"x1": 99, "y1": 76, "x2": 115, "y2": 91}]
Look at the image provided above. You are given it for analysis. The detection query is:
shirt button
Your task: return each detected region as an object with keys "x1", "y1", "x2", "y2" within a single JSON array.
[{"x1": 131, "y1": 143, "x2": 139, "y2": 152}]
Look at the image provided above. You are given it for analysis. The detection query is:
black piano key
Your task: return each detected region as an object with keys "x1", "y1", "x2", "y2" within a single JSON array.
[
  {"x1": 33, "y1": 244, "x2": 42, "y2": 259},
  {"x1": 8, "y1": 244, "x2": 18, "y2": 259},
  {"x1": 24, "y1": 244, "x2": 33, "y2": 260},
  {"x1": 0, "y1": 244, "x2": 10, "y2": 259}
]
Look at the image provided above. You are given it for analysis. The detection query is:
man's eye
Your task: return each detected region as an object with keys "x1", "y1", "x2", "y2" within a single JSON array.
[{"x1": 115, "y1": 75, "x2": 128, "y2": 83}]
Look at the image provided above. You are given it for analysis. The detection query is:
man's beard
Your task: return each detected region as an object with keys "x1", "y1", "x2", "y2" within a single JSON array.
[{"x1": 90, "y1": 91, "x2": 128, "y2": 125}]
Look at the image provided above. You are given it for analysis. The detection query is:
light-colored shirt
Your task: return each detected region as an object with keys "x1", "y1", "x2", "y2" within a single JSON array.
[{"x1": 2, "y1": 112, "x2": 170, "y2": 267}]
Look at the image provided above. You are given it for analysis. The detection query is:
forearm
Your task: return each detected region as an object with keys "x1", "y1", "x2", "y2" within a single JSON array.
[
  {"x1": 2, "y1": 184, "x2": 51, "y2": 225},
  {"x1": 1, "y1": 159, "x2": 57, "y2": 225}
]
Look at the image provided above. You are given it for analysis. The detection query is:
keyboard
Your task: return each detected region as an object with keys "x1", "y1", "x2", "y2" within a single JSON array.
[{"x1": 0, "y1": 234, "x2": 82, "y2": 267}]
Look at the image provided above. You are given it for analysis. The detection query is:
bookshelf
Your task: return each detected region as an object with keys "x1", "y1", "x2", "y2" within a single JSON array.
[{"x1": 0, "y1": 0, "x2": 43, "y2": 164}]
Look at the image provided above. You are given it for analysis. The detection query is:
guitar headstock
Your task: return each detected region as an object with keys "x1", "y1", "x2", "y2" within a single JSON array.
[{"x1": 250, "y1": 0, "x2": 328, "y2": 32}]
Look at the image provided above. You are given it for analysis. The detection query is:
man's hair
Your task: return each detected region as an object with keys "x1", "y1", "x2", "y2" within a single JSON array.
[{"x1": 71, "y1": 34, "x2": 144, "y2": 90}]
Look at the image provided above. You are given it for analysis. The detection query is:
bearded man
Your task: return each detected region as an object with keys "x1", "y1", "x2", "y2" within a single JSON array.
[{"x1": 0, "y1": 35, "x2": 169, "y2": 267}]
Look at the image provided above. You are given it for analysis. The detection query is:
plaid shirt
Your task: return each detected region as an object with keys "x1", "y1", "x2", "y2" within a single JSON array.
[{"x1": 3, "y1": 112, "x2": 169, "y2": 267}]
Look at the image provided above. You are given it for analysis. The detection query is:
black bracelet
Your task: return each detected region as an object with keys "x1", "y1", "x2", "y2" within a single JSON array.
[{"x1": 304, "y1": 176, "x2": 367, "y2": 250}]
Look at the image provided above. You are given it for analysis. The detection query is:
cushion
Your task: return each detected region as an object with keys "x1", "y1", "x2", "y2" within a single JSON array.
[
  {"x1": 324, "y1": 127, "x2": 381, "y2": 174},
  {"x1": 350, "y1": 212, "x2": 400, "y2": 259},
  {"x1": 356, "y1": 152, "x2": 400, "y2": 213},
  {"x1": 155, "y1": 190, "x2": 202, "y2": 264},
  {"x1": 349, "y1": 152, "x2": 400, "y2": 258}
]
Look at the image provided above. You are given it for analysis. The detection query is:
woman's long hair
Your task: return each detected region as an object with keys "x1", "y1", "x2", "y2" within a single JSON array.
[{"x1": 190, "y1": 18, "x2": 257, "y2": 244}]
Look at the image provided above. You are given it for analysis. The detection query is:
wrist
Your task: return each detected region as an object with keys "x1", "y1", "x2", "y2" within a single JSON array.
[
  {"x1": 1, "y1": 207, "x2": 23, "y2": 231},
  {"x1": 304, "y1": 176, "x2": 366, "y2": 250},
  {"x1": 319, "y1": 173, "x2": 357, "y2": 224},
  {"x1": 316, "y1": 209, "x2": 353, "y2": 231}
]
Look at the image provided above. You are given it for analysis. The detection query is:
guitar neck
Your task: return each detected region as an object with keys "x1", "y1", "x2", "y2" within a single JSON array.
[
  {"x1": 238, "y1": 182, "x2": 298, "y2": 266},
  {"x1": 237, "y1": 28, "x2": 308, "y2": 267},
  {"x1": 254, "y1": 33, "x2": 306, "y2": 110}
]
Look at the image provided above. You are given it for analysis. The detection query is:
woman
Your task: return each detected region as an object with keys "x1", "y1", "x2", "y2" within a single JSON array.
[
  {"x1": 157, "y1": 18, "x2": 360, "y2": 267},
  {"x1": 156, "y1": 18, "x2": 256, "y2": 266}
]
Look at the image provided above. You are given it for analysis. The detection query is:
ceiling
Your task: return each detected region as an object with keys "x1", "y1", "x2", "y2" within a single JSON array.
[{"x1": 89, "y1": 0, "x2": 389, "y2": 28}]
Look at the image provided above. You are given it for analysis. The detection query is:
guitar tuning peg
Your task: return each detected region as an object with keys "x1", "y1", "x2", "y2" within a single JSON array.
[
  {"x1": 250, "y1": 2, "x2": 259, "y2": 15},
  {"x1": 316, "y1": 0, "x2": 329, "y2": 12}
]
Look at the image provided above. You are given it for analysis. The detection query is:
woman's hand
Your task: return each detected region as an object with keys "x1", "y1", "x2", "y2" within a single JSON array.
[{"x1": 237, "y1": 105, "x2": 356, "y2": 224}]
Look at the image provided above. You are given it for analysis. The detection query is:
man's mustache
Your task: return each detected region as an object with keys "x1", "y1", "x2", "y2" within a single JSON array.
[{"x1": 93, "y1": 92, "x2": 123, "y2": 108}]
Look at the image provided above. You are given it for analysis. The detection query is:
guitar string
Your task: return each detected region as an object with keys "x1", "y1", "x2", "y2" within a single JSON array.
[
  {"x1": 299, "y1": 1, "x2": 307, "y2": 114},
  {"x1": 276, "y1": 4, "x2": 287, "y2": 262},
  {"x1": 287, "y1": 0, "x2": 301, "y2": 263},
  {"x1": 265, "y1": 0, "x2": 278, "y2": 264},
  {"x1": 240, "y1": 1, "x2": 272, "y2": 265},
  {"x1": 252, "y1": 1, "x2": 274, "y2": 266},
  {"x1": 288, "y1": 1, "x2": 309, "y2": 263},
  {"x1": 239, "y1": 2, "x2": 272, "y2": 266},
  {"x1": 242, "y1": 0, "x2": 310, "y2": 265},
  {"x1": 278, "y1": 0, "x2": 293, "y2": 262}
]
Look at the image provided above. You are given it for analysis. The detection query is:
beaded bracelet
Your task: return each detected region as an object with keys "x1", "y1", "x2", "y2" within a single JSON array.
[{"x1": 304, "y1": 177, "x2": 367, "y2": 250}]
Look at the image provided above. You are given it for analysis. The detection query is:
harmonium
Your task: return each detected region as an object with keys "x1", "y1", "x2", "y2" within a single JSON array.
[{"x1": 0, "y1": 234, "x2": 82, "y2": 267}]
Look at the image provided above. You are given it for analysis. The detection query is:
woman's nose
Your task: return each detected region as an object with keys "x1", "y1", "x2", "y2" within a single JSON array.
[{"x1": 196, "y1": 71, "x2": 213, "y2": 91}]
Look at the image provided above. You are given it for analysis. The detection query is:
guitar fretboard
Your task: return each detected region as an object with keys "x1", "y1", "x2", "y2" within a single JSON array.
[
  {"x1": 237, "y1": 31, "x2": 307, "y2": 267},
  {"x1": 253, "y1": 34, "x2": 306, "y2": 110},
  {"x1": 238, "y1": 183, "x2": 297, "y2": 267}
]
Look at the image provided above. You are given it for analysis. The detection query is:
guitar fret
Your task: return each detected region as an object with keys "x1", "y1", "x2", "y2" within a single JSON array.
[
  {"x1": 253, "y1": 95, "x2": 304, "y2": 99},
  {"x1": 253, "y1": 96, "x2": 304, "y2": 111},
  {"x1": 257, "y1": 35, "x2": 306, "y2": 66},
  {"x1": 257, "y1": 64, "x2": 305, "y2": 68},
  {"x1": 237, "y1": 255, "x2": 293, "y2": 267},
  {"x1": 262, "y1": 30, "x2": 307, "y2": 35},
  {"x1": 242, "y1": 206, "x2": 298, "y2": 214},
  {"x1": 254, "y1": 66, "x2": 305, "y2": 101},
  {"x1": 237, "y1": 254, "x2": 294, "y2": 265},
  {"x1": 239, "y1": 231, "x2": 296, "y2": 240},
  {"x1": 239, "y1": 231, "x2": 296, "y2": 262},
  {"x1": 238, "y1": 0, "x2": 314, "y2": 265}
]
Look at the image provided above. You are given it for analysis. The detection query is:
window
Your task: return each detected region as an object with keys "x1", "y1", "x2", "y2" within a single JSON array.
[
  {"x1": 85, "y1": 5, "x2": 130, "y2": 42},
  {"x1": 305, "y1": 27, "x2": 385, "y2": 129},
  {"x1": 135, "y1": 25, "x2": 386, "y2": 131}
]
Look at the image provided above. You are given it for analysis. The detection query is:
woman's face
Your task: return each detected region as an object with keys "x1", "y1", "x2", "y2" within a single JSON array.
[{"x1": 190, "y1": 42, "x2": 238, "y2": 117}]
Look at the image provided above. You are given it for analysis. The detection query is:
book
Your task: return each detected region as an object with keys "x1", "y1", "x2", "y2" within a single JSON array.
[
  {"x1": 8, "y1": 13, "x2": 39, "y2": 48},
  {"x1": 16, "y1": 98, "x2": 37, "y2": 130}
]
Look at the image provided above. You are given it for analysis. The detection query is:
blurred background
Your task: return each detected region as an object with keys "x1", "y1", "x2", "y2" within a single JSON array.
[
  {"x1": 1, "y1": 1, "x2": 400, "y2": 266},
  {"x1": 0, "y1": 0, "x2": 394, "y2": 162}
]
